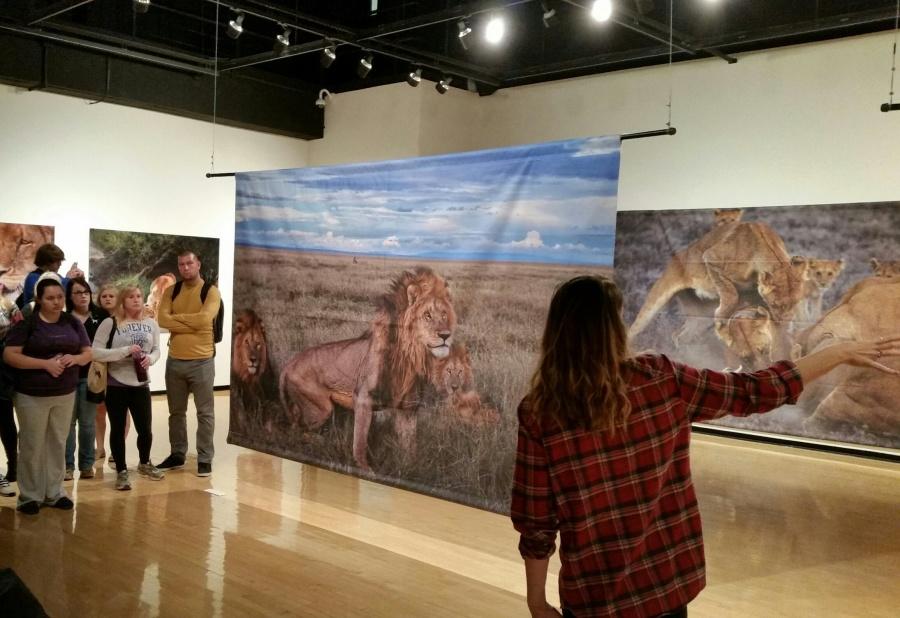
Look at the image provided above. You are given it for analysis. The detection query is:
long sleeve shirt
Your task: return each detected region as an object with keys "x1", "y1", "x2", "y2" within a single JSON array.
[
  {"x1": 156, "y1": 279, "x2": 220, "y2": 360},
  {"x1": 510, "y1": 354, "x2": 803, "y2": 618},
  {"x1": 92, "y1": 317, "x2": 160, "y2": 387}
]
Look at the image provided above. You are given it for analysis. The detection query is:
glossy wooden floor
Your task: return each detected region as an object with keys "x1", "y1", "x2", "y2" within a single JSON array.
[{"x1": 0, "y1": 393, "x2": 898, "y2": 617}]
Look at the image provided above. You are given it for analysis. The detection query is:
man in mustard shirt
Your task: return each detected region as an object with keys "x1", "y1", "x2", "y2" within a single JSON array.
[{"x1": 156, "y1": 251, "x2": 221, "y2": 477}]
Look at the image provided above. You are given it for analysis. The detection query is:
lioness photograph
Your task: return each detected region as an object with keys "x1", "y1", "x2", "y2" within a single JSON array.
[
  {"x1": 229, "y1": 136, "x2": 621, "y2": 512},
  {"x1": 615, "y1": 201, "x2": 900, "y2": 450},
  {"x1": 0, "y1": 221, "x2": 54, "y2": 302}
]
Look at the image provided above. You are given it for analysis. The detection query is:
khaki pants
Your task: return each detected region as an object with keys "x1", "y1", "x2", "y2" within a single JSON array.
[
  {"x1": 14, "y1": 392, "x2": 75, "y2": 507},
  {"x1": 165, "y1": 357, "x2": 215, "y2": 464}
]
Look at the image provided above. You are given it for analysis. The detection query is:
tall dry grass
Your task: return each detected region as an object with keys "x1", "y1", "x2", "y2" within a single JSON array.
[{"x1": 229, "y1": 246, "x2": 611, "y2": 513}]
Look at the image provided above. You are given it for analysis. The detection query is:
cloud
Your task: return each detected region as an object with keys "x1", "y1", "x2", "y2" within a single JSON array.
[
  {"x1": 383, "y1": 235, "x2": 400, "y2": 247},
  {"x1": 235, "y1": 205, "x2": 317, "y2": 223},
  {"x1": 571, "y1": 136, "x2": 620, "y2": 158},
  {"x1": 511, "y1": 230, "x2": 544, "y2": 248}
]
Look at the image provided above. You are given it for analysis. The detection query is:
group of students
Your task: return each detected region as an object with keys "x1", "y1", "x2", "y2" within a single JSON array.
[{"x1": 0, "y1": 243, "x2": 221, "y2": 516}]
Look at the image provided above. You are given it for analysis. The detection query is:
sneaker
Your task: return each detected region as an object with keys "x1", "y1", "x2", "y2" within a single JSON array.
[
  {"x1": 116, "y1": 471, "x2": 131, "y2": 491},
  {"x1": 80, "y1": 468, "x2": 95, "y2": 479},
  {"x1": 17, "y1": 501, "x2": 40, "y2": 515},
  {"x1": 157, "y1": 454, "x2": 185, "y2": 471},
  {"x1": 49, "y1": 496, "x2": 74, "y2": 510},
  {"x1": 0, "y1": 474, "x2": 15, "y2": 497},
  {"x1": 138, "y1": 463, "x2": 165, "y2": 481},
  {"x1": 64, "y1": 469, "x2": 74, "y2": 481},
  {"x1": 197, "y1": 462, "x2": 212, "y2": 477}
]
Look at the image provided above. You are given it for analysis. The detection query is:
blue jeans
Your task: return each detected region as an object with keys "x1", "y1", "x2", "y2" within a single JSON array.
[{"x1": 65, "y1": 378, "x2": 97, "y2": 471}]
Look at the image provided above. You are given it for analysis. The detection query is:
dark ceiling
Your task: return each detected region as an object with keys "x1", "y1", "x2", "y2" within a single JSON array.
[{"x1": 1, "y1": 1, "x2": 898, "y2": 139}]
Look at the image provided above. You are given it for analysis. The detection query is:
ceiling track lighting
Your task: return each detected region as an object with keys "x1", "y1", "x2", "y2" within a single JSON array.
[
  {"x1": 357, "y1": 53, "x2": 374, "y2": 78},
  {"x1": 484, "y1": 14, "x2": 505, "y2": 44},
  {"x1": 590, "y1": 0, "x2": 613, "y2": 23},
  {"x1": 133, "y1": 0, "x2": 150, "y2": 14},
  {"x1": 227, "y1": 11, "x2": 244, "y2": 39},
  {"x1": 435, "y1": 75, "x2": 452, "y2": 94},
  {"x1": 406, "y1": 67, "x2": 422, "y2": 87},
  {"x1": 320, "y1": 44, "x2": 337, "y2": 68},
  {"x1": 275, "y1": 25, "x2": 291, "y2": 51},
  {"x1": 457, "y1": 19, "x2": 472, "y2": 50},
  {"x1": 315, "y1": 88, "x2": 331, "y2": 109}
]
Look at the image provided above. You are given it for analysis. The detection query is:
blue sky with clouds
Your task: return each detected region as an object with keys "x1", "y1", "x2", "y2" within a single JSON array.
[{"x1": 235, "y1": 136, "x2": 620, "y2": 265}]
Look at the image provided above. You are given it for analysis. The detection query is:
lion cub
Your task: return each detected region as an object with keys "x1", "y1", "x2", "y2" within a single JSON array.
[
  {"x1": 794, "y1": 257, "x2": 845, "y2": 325},
  {"x1": 870, "y1": 258, "x2": 900, "y2": 278},
  {"x1": 713, "y1": 208, "x2": 743, "y2": 226},
  {"x1": 429, "y1": 343, "x2": 499, "y2": 426}
]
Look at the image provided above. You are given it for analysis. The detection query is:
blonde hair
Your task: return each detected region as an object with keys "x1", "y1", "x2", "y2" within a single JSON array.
[
  {"x1": 114, "y1": 285, "x2": 146, "y2": 322},
  {"x1": 528, "y1": 276, "x2": 632, "y2": 433}
]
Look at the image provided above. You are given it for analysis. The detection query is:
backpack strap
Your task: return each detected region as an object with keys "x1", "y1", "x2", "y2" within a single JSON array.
[
  {"x1": 105, "y1": 317, "x2": 117, "y2": 348},
  {"x1": 170, "y1": 280, "x2": 184, "y2": 301}
]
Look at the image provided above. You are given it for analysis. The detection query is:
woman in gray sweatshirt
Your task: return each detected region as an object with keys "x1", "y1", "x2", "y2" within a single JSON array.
[{"x1": 92, "y1": 285, "x2": 162, "y2": 490}]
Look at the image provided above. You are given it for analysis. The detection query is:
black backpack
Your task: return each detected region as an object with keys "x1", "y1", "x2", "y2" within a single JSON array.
[{"x1": 170, "y1": 280, "x2": 224, "y2": 346}]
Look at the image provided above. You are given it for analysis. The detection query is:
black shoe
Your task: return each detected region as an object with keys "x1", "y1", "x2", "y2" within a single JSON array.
[
  {"x1": 157, "y1": 454, "x2": 185, "y2": 470},
  {"x1": 197, "y1": 462, "x2": 212, "y2": 477},
  {"x1": 49, "y1": 496, "x2": 74, "y2": 510},
  {"x1": 17, "y1": 501, "x2": 40, "y2": 515}
]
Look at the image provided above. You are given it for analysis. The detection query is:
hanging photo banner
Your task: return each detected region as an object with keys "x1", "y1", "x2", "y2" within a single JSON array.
[
  {"x1": 0, "y1": 222, "x2": 54, "y2": 304},
  {"x1": 615, "y1": 202, "x2": 900, "y2": 452},
  {"x1": 229, "y1": 136, "x2": 621, "y2": 512}
]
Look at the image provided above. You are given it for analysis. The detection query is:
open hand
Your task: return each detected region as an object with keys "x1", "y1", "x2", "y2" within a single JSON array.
[{"x1": 842, "y1": 335, "x2": 900, "y2": 374}]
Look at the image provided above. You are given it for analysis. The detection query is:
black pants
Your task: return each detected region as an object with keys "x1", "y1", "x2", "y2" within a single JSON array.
[
  {"x1": 0, "y1": 397, "x2": 16, "y2": 480},
  {"x1": 105, "y1": 385, "x2": 153, "y2": 472},
  {"x1": 563, "y1": 607, "x2": 686, "y2": 618}
]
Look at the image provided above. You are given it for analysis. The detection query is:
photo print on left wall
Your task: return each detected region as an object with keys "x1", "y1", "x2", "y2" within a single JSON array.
[
  {"x1": 89, "y1": 228, "x2": 220, "y2": 322},
  {"x1": 0, "y1": 221, "x2": 54, "y2": 303}
]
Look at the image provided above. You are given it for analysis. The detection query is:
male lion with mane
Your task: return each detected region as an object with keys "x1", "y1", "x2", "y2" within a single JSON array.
[
  {"x1": 232, "y1": 309, "x2": 271, "y2": 405},
  {"x1": 280, "y1": 266, "x2": 456, "y2": 470}
]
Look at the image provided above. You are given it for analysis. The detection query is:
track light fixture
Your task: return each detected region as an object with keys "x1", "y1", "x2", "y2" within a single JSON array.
[
  {"x1": 315, "y1": 89, "x2": 331, "y2": 109},
  {"x1": 540, "y1": 1, "x2": 559, "y2": 28},
  {"x1": 275, "y1": 25, "x2": 291, "y2": 51},
  {"x1": 357, "y1": 54, "x2": 374, "y2": 78},
  {"x1": 484, "y1": 14, "x2": 505, "y2": 44},
  {"x1": 133, "y1": 0, "x2": 150, "y2": 14},
  {"x1": 320, "y1": 45, "x2": 337, "y2": 68},
  {"x1": 406, "y1": 67, "x2": 422, "y2": 87},
  {"x1": 227, "y1": 11, "x2": 244, "y2": 39},
  {"x1": 590, "y1": 0, "x2": 613, "y2": 22},
  {"x1": 457, "y1": 19, "x2": 472, "y2": 49},
  {"x1": 435, "y1": 76, "x2": 452, "y2": 95}
]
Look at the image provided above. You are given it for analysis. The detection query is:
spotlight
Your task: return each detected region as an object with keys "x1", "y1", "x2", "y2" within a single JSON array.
[
  {"x1": 315, "y1": 89, "x2": 331, "y2": 109},
  {"x1": 133, "y1": 0, "x2": 150, "y2": 14},
  {"x1": 227, "y1": 12, "x2": 244, "y2": 39},
  {"x1": 540, "y1": 1, "x2": 559, "y2": 28},
  {"x1": 406, "y1": 67, "x2": 422, "y2": 87},
  {"x1": 590, "y1": 0, "x2": 613, "y2": 22},
  {"x1": 435, "y1": 76, "x2": 452, "y2": 95},
  {"x1": 275, "y1": 25, "x2": 291, "y2": 51},
  {"x1": 457, "y1": 19, "x2": 472, "y2": 49},
  {"x1": 484, "y1": 15, "x2": 505, "y2": 44},
  {"x1": 357, "y1": 54, "x2": 373, "y2": 78},
  {"x1": 320, "y1": 45, "x2": 337, "y2": 68}
]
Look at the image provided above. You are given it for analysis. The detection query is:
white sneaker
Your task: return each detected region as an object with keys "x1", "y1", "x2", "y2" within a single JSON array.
[
  {"x1": 0, "y1": 474, "x2": 14, "y2": 497},
  {"x1": 138, "y1": 463, "x2": 165, "y2": 481}
]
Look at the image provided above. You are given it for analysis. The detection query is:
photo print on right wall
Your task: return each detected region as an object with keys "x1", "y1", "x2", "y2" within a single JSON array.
[{"x1": 614, "y1": 201, "x2": 900, "y2": 451}]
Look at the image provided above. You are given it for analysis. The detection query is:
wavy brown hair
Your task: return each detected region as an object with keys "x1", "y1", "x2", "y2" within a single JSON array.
[{"x1": 528, "y1": 275, "x2": 632, "y2": 432}]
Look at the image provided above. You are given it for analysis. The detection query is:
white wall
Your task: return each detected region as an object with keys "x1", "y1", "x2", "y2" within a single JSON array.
[
  {"x1": 0, "y1": 84, "x2": 310, "y2": 387},
  {"x1": 311, "y1": 30, "x2": 900, "y2": 210}
]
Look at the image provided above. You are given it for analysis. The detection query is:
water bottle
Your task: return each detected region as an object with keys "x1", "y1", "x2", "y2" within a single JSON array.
[{"x1": 132, "y1": 349, "x2": 148, "y2": 383}]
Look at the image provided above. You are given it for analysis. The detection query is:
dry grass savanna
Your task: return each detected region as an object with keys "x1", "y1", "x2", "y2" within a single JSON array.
[
  {"x1": 615, "y1": 202, "x2": 900, "y2": 449},
  {"x1": 230, "y1": 245, "x2": 612, "y2": 512}
]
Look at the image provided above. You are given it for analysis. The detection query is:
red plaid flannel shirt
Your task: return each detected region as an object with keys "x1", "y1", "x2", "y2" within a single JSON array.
[{"x1": 511, "y1": 354, "x2": 803, "y2": 617}]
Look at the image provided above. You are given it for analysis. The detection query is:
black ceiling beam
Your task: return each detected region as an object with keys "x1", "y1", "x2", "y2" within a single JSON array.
[
  {"x1": 27, "y1": 0, "x2": 95, "y2": 26},
  {"x1": 354, "y1": 0, "x2": 531, "y2": 42},
  {"x1": 218, "y1": 39, "x2": 330, "y2": 72}
]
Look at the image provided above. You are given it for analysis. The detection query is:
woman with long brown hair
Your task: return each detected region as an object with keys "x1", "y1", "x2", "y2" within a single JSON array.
[{"x1": 512, "y1": 275, "x2": 900, "y2": 618}]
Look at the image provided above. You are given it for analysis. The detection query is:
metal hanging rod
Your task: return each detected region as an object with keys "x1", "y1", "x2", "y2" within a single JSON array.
[{"x1": 205, "y1": 127, "x2": 677, "y2": 178}]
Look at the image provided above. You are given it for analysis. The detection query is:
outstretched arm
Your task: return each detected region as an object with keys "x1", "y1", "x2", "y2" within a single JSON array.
[{"x1": 794, "y1": 336, "x2": 900, "y2": 383}]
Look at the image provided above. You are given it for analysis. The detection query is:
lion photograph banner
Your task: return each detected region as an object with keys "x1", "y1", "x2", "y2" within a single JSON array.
[
  {"x1": 615, "y1": 202, "x2": 900, "y2": 452},
  {"x1": 0, "y1": 222, "x2": 54, "y2": 303},
  {"x1": 229, "y1": 136, "x2": 621, "y2": 512}
]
